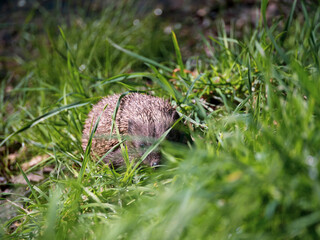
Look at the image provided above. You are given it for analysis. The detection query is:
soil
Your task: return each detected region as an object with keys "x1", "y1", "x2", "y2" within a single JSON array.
[{"x1": 0, "y1": 0, "x2": 313, "y2": 77}]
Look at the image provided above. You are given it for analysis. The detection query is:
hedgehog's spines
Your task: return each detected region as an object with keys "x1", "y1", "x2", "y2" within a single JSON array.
[{"x1": 82, "y1": 93, "x2": 177, "y2": 167}]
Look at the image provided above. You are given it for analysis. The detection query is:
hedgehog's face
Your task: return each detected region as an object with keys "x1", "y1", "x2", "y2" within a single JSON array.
[
  {"x1": 127, "y1": 120, "x2": 168, "y2": 167},
  {"x1": 130, "y1": 140, "x2": 161, "y2": 167},
  {"x1": 105, "y1": 135, "x2": 162, "y2": 168},
  {"x1": 145, "y1": 152, "x2": 161, "y2": 167},
  {"x1": 126, "y1": 110, "x2": 178, "y2": 167},
  {"x1": 126, "y1": 133, "x2": 161, "y2": 167}
]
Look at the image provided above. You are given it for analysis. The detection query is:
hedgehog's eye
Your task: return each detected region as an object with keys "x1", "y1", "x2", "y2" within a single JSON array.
[{"x1": 139, "y1": 143, "x2": 146, "y2": 148}]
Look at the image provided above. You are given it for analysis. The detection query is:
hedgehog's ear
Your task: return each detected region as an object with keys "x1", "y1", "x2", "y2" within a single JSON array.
[{"x1": 172, "y1": 110, "x2": 179, "y2": 121}]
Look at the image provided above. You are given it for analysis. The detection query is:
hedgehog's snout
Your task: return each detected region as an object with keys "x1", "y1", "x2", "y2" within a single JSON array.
[{"x1": 145, "y1": 152, "x2": 161, "y2": 167}]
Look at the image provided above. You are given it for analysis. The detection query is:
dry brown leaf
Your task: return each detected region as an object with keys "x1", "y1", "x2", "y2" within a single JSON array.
[
  {"x1": 7, "y1": 152, "x2": 19, "y2": 163},
  {"x1": 43, "y1": 166, "x2": 54, "y2": 173},
  {"x1": 11, "y1": 172, "x2": 44, "y2": 185},
  {"x1": 21, "y1": 155, "x2": 49, "y2": 171}
]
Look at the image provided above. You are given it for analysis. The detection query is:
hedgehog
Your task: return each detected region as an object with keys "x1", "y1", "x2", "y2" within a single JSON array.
[{"x1": 82, "y1": 93, "x2": 178, "y2": 167}]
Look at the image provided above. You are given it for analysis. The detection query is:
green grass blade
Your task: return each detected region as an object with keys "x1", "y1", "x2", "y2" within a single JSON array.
[
  {"x1": 280, "y1": 0, "x2": 297, "y2": 43},
  {"x1": 108, "y1": 92, "x2": 135, "y2": 167},
  {"x1": 215, "y1": 88, "x2": 231, "y2": 113},
  {"x1": 148, "y1": 64, "x2": 180, "y2": 101},
  {"x1": 261, "y1": 0, "x2": 289, "y2": 63},
  {"x1": 107, "y1": 37, "x2": 172, "y2": 72},
  {"x1": 17, "y1": 164, "x2": 41, "y2": 205},
  {"x1": 96, "y1": 140, "x2": 124, "y2": 166},
  {"x1": 233, "y1": 95, "x2": 251, "y2": 114},
  {"x1": 247, "y1": 53, "x2": 252, "y2": 96},
  {"x1": 171, "y1": 31, "x2": 186, "y2": 78},
  {"x1": 41, "y1": 188, "x2": 62, "y2": 240},
  {"x1": 110, "y1": 92, "x2": 134, "y2": 135},
  {"x1": 0, "y1": 101, "x2": 90, "y2": 147},
  {"x1": 183, "y1": 73, "x2": 206, "y2": 104},
  {"x1": 87, "y1": 72, "x2": 153, "y2": 88},
  {"x1": 79, "y1": 109, "x2": 104, "y2": 183}
]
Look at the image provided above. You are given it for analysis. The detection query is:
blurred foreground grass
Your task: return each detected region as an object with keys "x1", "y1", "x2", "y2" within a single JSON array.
[{"x1": 1, "y1": 0, "x2": 320, "y2": 239}]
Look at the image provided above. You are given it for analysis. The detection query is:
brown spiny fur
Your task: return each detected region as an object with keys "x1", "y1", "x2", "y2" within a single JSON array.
[{"x1": 82, "y1": 93, "x2": 178, "y2": 167}]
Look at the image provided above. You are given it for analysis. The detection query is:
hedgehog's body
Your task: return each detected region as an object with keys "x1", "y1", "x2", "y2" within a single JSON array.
[{"x1": 82, "y1": 93, "x2": 177, "y2": 167}]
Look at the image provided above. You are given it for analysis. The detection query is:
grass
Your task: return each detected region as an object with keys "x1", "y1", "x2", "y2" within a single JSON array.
[{"x1": 1, "y1": 1, "x2": 320, "y2": 239}]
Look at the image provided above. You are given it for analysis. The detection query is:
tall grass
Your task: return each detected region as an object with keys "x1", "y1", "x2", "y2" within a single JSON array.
[{"x1": 1, "y1": 1, "x2": 320, "y2": 239}]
